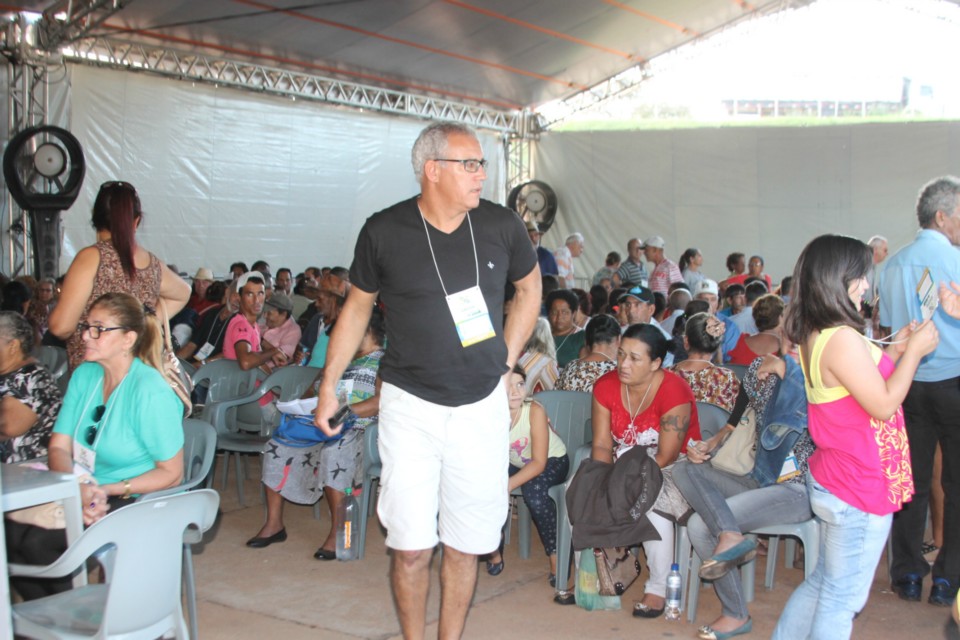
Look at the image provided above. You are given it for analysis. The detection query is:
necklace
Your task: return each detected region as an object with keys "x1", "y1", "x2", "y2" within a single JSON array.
[
  {"x1": 681, "y1": 357, "x2": 714, "y2": 368},
  {"x1": 555, "y1": 331, "x2": 575, "y2": 354},
  {"x1": 624, "y1": 378, "x2": 654, "y2": 427}
]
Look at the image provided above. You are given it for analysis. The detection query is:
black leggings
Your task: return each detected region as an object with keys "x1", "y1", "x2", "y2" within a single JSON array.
[{"x1": 509, "y1": 455, "x2": 570, "y2": 556}]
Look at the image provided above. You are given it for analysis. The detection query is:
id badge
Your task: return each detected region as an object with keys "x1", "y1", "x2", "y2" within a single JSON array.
[
  {"x1": 446, "y1": 286, "x2": 496, "y2": 347},
  {"x1": 195, "y1": 342, "x2": 215, "y2": 360},
  {"x1": 74, "y1": 444, "x2": 96, "y2": 474},
  {"x1": 777, "y1": 453, "x2": 799, "y2": 483},
  {"x1": 916, "y1": 268, "x2": 939, "y2": 322}
]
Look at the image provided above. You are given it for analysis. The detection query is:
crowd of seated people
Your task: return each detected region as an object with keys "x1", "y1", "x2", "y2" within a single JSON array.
[{"x1": 3, "y1": 173, "x2": 958, "y2": 638}]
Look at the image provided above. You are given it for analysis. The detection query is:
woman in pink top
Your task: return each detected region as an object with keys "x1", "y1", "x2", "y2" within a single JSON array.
[{"x1": 772, "y1": 235, "x2": 938, "y2": 640}]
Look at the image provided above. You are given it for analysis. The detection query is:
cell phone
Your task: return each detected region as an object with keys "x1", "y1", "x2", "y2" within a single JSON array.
[{"x1": 330, "y1": 403, "x2": 351, "y2": 427}]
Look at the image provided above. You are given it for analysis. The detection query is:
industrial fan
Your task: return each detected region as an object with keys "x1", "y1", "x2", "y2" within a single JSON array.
[
  {"x1": 507, "y1": 180, "x2": 558, "y2": 233},
  {"x1": 2, "y1": 125, "x2": 85, "y2": 278}
]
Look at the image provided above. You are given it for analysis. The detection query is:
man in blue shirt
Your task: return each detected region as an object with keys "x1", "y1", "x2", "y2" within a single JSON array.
[
  {"x1": 879, "y1": 175, "x2": 960, "y2": 607},
  {"x1": 526, "y1": 219, "x2": 558, "y2": 277}
]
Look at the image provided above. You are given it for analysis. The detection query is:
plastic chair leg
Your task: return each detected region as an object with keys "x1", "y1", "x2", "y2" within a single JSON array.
[
  {"x1": 742, "y1": 534, "x2": 757, "y2": 603},
  {"x1": 233, "y1": 453, "x2": 245, "y2": 507},
  {"x1": 554, "y1": 500, "x2": 572, "y2": 593},
  {"x1": 765, "y1": 535, "x2": 781, "y2": 589},
  {"x1": 358, "y1": 473, "x2": 378, "y2": 559},
  {"x1": 687, "y1": 549, "x2": 702, "y2": 623},
  {"x1": 183, "y1": 544, "x2": 198, "y2": 640},
  {"x1": 517, "y1": 499, "x2": 532, "y2": 559}
]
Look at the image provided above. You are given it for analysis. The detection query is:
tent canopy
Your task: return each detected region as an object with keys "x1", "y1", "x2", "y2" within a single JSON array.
[{"x1": 3, "y1": 0, "x2": 793, "y2": 113}]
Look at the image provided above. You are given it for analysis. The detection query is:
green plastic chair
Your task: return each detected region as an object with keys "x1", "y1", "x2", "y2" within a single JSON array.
[
  {"x1": 205, "y1": 365, "x2": 317, "y2": 506},
  {"x1": 10, "y1": 489, "x2": 220, "y2": 640},
  {"x1": 502, "y1": 390, "x2": 592, "y2": 593},
  {"x1": 357, "y1": 422, "x2": 382, "y2": 559},
  {"x1": 136, "y1": 419, "x2": 218, "y2": 640}
]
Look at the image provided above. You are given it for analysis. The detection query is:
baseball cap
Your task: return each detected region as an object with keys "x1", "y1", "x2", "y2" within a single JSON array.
[
  {"x1": 193, "y1": 267, "x2": 214, "y2": 281},
  {"x1": 264, "y1": 293, "x2": 294, "y2": 313},
  {"x1": 236, "y1": 271, "x2": 266, "y2": 290},
  {"x1": 640, "y1": 236, "x2": 666, "y2": 249},
  {"x1": 695, "y1": 279, "x2": 719, "y2": 297},
  {"x1": 619, "y1": 285, "x2": 654, "y2": 304},
  {"x1": 524, "y1": 219, "x2": 540, "y2": 233}
]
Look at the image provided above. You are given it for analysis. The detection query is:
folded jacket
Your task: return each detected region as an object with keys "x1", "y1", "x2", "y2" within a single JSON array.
[{"x1": 566, "y1": 444, "x2": 663, "y2": 549}]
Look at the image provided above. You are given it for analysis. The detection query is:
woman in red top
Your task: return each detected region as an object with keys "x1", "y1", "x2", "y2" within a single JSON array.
[
  {"x1": 726, "y1": 294, "x2": 784, "y2": 366},
  {"x1": 592, "y1": 323, "x2": 701, "y2": 619}
]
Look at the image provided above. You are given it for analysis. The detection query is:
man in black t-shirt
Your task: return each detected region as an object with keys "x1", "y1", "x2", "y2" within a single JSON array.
[{"x1": 315, "y1": 122, "x2": 540, "y2": 638}]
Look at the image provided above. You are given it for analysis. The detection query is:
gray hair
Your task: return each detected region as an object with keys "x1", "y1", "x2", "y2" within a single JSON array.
[
  {"x1": 566, "y1": 232, "x2": 584, "y2": 246},
  {"x1": 866, "y1": 235, "x2": 888, "y2": 248},
  {"x1": 0, "y1": 311, "x2": 35, "y2": 354},
  {"x1": 917, "y1": 176, "x2": 960, "y2": 228},
  {"x1": 668, "y1": 288, "x2": 691, "y2": 312},
  {"x1": 524, "y1": 316, "x2": 558, "y2": 360},
  {"x1": 411, "y1": 122, "x2": 478, "y2": 181}
]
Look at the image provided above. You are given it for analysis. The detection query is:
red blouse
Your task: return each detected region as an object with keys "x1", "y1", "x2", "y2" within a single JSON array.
[{"x1": 593, "y1": 369, "x2": 701, "y2": 454}]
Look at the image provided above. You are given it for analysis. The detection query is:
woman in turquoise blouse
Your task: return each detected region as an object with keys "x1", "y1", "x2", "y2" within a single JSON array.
[
  {"x1": 7, "y1": 292, "x2": 183, "y2": 601},
  {"x1": 49, "y1": 292, "x2": 184, "y2": 522}
]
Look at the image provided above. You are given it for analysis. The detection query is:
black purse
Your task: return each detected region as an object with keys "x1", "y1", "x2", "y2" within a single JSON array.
[{"x1": 594, "y1": 547, "x2": 641, "y2": 596}]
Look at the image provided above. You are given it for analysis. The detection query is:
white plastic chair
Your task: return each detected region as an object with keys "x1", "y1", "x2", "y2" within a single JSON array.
[
  {"x1": 135, "y1": 419, "x2": 218, "y2": 640},
  {"x1": 679, "y1": 516, "x2": 819, "y2": 622},
  {"x1": 10, "y1": 489, "x2": 220, "y2": 640}
]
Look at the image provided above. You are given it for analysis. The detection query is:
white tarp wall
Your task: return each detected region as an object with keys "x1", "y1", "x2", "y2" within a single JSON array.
[
  {"x1": 535, "y1": 123, "x2": 960, "y2": 287},
  {"x1": 56, "y1": 64, "x2": 507, "y2": 278}
]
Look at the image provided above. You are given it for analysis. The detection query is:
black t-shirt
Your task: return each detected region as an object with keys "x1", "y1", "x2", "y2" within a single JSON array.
[
  {"x1": 194, "y1": 306, "x2": 233, "y2": 360},
  {"x1": 350, "y1": 196, "x2": 536, "y2": 406}
]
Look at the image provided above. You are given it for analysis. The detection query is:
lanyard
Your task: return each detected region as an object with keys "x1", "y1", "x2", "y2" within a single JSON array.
[{"x1": 418, "y1": 204, "x2": 479, "y2": 296}]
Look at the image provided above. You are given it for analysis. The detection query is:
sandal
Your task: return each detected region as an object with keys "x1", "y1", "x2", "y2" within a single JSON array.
[{"x1": 486, "y1": 534, "x2": 505, "y2": 576}]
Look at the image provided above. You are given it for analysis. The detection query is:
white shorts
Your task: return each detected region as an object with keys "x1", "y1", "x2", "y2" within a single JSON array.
[{"x1": 376, "y1": 381, "x2": 509, "y2": 555}]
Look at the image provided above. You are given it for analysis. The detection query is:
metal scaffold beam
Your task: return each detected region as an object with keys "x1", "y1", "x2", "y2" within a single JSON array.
[
  {"x1": 61, "y1": 36, "x2": 523, "y2": 134},
  {"x1": 39, "y1": 0, "x2": 132, "y2": 50}
]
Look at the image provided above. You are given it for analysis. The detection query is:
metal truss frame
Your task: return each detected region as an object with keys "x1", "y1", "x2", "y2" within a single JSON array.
[
  {"x1": 3, "y1": 14, "x2": 53, "y2": 276},
  {"x1": 61, "y1": 36, "x2": 523, "y2": 134},
  {"x1": 39, "y1": 0, "x2": 130, "y2": 50}
]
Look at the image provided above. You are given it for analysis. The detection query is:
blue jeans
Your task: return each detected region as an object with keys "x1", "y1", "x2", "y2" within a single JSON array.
[
  {"x1": 772, "y1": 473, "x2": 891, "y2": 640},
  {"x1": 673, "y1": 460, "x2": 811, "y2": 620}
]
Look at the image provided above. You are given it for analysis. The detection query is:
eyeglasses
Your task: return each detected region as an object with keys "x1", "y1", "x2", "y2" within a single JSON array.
[
  {"x1": 78, "y1": 322, "x2": 128, "y2": 339},
  {"x1": 433, "y1": 158, "x2": 487, "y2": 173},
  {"x1": 85, "y1": 404, "x2": 106, "y2": 446}
]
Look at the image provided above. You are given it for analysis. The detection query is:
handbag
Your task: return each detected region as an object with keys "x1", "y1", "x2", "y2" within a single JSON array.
[
  {"x1": 159, "y1": 299, "x2": 194, "y2": 417},
  {"x1": 574, "y1": 549, "x2": 621, "y2": 611},
  {"x1": 594, "y1": 546, "x2": 642, "y2": 596},
  {"x1": 710, "y1": 406, "x2": 757, "y2": 476},
  {"x1": 5, "y1": 502, "x2": 65, "y2": 530},
  {"x1": 273, "y1": 413, "x2": 351, "y2": 448}
]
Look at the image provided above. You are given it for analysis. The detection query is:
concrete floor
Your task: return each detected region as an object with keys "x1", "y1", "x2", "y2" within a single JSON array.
[{"x1": 192, "y1": 457, "x2": 960, "y2": 640}]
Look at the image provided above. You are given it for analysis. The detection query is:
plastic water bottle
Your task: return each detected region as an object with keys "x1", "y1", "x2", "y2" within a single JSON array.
[
  {"x1": 336, "y1": 487, "x2": 359, "y2": 561},
  {"x1": 665, "y1": 563, "x2": 682, "y2": 620}
]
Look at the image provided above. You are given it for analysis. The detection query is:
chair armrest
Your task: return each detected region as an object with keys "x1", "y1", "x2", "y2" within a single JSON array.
[
  {"x1": 9, "y1": 539, "x2": 116, "y2": 579},
  {"x1": 204, "y1": 389, "x2": 269, "y2": 431},
  {"x1": 571, "y1": 443, "x2": 592, "y2": 472}
]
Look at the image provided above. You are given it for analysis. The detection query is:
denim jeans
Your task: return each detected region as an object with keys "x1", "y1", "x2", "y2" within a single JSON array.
[
  {"x1": 673, "y1": 460, "x2": 811, "y2": 619},
  {"x1": 772, "y1": 472, "x2": 891, "y2": 640}
]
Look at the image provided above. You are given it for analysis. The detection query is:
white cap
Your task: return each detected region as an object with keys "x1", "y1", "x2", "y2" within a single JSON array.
[{"x1": 695, "y1": 279, "x2": 719, "y2": 296}]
